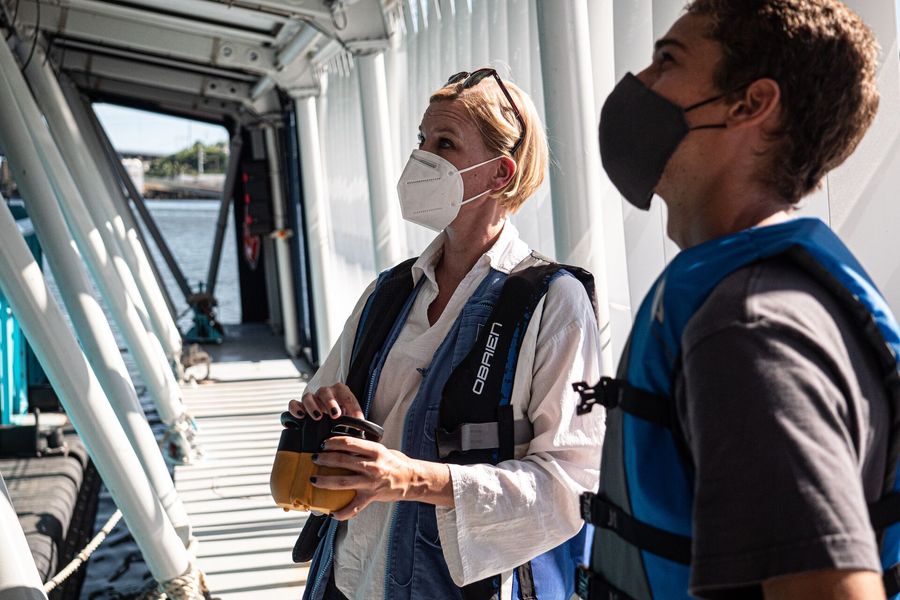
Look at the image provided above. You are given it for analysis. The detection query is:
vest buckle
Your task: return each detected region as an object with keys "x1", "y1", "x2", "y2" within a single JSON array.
[{"x1": 573, "y1": 377, "x2": 622, "y2": 415}]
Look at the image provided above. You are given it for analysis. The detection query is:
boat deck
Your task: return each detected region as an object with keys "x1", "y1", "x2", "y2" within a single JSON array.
[{"x1": 174, "y1": 325, "x2": 313, "y2": 599}]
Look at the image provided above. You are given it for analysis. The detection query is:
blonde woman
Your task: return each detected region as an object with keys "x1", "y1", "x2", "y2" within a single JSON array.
[{"x1": 291, "y1": 69, "x2": 603, "y2": 600}]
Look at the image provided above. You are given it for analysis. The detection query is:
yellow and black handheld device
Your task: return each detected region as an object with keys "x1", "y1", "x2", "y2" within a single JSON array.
[{"x1": 270, "y1": 411, "x2": 384, "y2": 513}]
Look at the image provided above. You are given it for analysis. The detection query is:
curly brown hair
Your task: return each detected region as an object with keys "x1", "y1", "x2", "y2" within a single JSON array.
[{"x1": 685, "y1": 0, "x2": 880, "y2": 203}]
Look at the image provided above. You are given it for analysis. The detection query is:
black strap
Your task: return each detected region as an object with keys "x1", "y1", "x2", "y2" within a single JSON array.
[
  {"x1": 295, "y1": 260, "x2": 416, "y2": 568},
  {"x1": 884, "y1": 562, "x2": 900, "y2": 597},
  {"x1": 292, "y1": 513, "x2": 330, "y2": 563},
  {"x1": 575, "y1": 565, "x2": 637, "y2": 600},
  {"x1": 573, "y1": 377, "x2": 671, "y2": 428},
  {"x1": 345, "y1": 257, "x2": 417, "y2": 403},
  {"x1": 497, "y1": 405, "x2": 515, "y2": 462},
  {"x1": 869, "y1": 492, "x2": 900, "y2": 531},
  {"x1": 580, "y1": 493, "x2": 691, "y2": 565},
  {"x1": 515, "y1": 562, "x2": 537, "y2": 600},
  {"x1": 440, "y1": 263, "x2": 596, "y2": 466}
]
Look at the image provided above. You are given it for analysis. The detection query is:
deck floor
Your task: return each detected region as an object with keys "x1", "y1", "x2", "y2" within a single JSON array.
[{"x1": 174, "y1": 327, "x2": 312, "y2": 599}]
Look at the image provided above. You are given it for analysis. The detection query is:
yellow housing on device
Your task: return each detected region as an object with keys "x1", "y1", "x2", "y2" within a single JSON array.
[{"x1": 270, "y1": 412, "x2": 384, "y2": 514}]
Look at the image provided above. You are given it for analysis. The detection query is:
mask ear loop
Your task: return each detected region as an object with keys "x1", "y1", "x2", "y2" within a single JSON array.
[
  {"x1": 457, "y1": 155, "x2": 508, "y2": 205},
  {"x1": 684, "y1": 81, "x2": 753, "y2": 131},
  {"x1": 457, "y1": 154, "x2": 505, "y2": 174}
]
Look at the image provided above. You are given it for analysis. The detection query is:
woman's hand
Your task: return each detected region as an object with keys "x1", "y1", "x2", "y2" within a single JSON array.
[
  {"x1": 311, "y1": 436, "x2": 454, "y2": 520},
  {"x1": 288, "y1": 383, "x2": 364, "y2": 420}
]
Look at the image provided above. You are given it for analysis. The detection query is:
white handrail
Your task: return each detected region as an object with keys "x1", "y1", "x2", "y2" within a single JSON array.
[
  {"x1": 0, "y1": 198, "x2": 193, "y2": 586},
  {"x1": 0, "y1": 474, "x2": 48, "y2": 600},
  {"x1": 19, "y1": 40, "x2": 184, "y2": 365},
  {"x1": 0, "y1": 40, "x2": 197, "y2": 521}
]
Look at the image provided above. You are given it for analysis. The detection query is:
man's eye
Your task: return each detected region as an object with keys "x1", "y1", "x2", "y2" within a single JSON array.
[
  {"x1": 659, "y1": 51, "x2": 675, "y2": 65},
  {"x1": 438, "y1": 138, "x2": 453, "y2": 149},
  {"x1": 417, "y1": 133, "x2": 425, "y2": 146}
]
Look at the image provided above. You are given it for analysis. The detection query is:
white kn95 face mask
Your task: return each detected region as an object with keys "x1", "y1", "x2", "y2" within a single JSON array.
[{"x1": 396, "y1": 149, "x2": 503, "y2": 232}]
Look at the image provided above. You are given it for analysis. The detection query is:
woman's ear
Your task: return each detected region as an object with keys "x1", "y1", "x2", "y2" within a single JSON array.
[
  {"x1": 727, "y1": 78, "x2": 781, "y2": 130},
  {"x1": 492, "y1": 156, "x2": 518, "y2": 191}
]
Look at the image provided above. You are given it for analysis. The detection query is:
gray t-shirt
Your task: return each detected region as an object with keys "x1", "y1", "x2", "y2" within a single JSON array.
[{"x1": 674, "y1": 255, "x2": 892, "y2": 598}]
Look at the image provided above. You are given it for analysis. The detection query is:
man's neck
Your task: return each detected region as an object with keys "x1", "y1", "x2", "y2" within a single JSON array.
[{"x1": 666, "y1": 182, "x2": 793, "y2": 249}]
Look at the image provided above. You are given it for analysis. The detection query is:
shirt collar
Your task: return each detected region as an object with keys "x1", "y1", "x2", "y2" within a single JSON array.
[{"x1": 409, "y1": 220, "x2": 530, "y2": 284}]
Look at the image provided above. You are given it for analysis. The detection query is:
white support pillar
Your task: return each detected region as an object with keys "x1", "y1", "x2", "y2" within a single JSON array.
[
  {"x1": 0, "y1": 200, "x2": 194, "y2": 589},
  {"x1": 588, "y1": 0, "x2": 633, "y2": 369},
  {"x1": 294, "y1": 94, "x2": 336, "y2": 362},
  {"x1": 356, "y1": 52, "x2": 405, "y2": 273},
  {"x1": 536, "y1": 0, "x2": 614, "y2": 374},
  {"x1": 263, "y1": 125, "x2": 301, "y2": 357},
  {"x1": 0, "y1": 40, "x2": 196, "y2": 467},
  {"x1": 0, "y1": 474, "x2": 48, "y2": 600},
  {"x1": 19, "y1": 41, "x2": 183, "y2": 364}
]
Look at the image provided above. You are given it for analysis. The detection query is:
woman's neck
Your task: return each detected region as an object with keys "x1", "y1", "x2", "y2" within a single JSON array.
[{"x1": 438, "y1": 215, "x2": 506, "y2": 281}]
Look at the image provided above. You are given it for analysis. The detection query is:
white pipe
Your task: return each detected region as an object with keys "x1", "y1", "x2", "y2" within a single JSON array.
[
  {"x1": 277, "y1": 25, "x2": 320, "y2": 68},
  {"x1": 0, "y1": 199, "x2": 191, "y2": 584},
  {"x1": 294, "y1": 95, "x2": 335, "y2": 362},
  {"x1": 57, "y1": 71, "x2": 184, "y2": 361},
  {"x1": 356, "y1": 52, "x2": 405, "y2": 273},
  {"x1": 536, "y1": 0, "x2": 614, "y2": 375},
  {"x1": 0, "y1": 474, "x2": 48, "y2": 600},
  {"x1": 20, "y1": 42, "x2": 184, "y2": 364},
  {"x1": 0, "y1": 41, "x2": 186, "y2": 428},
  {"x1": 263, "y1": 125, "x2": 300, "y2": 357},
  {"x1": 78, "y1": 92, "x2": 183, "y2": 320},
  {"x1": 0, "y1": 53, "x2": 193, "y2": 533}
]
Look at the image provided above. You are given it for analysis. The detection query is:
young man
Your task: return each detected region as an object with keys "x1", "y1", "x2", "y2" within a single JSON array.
[{"x1": 579, "y1": 1, "x2": 898, "y2": 599}]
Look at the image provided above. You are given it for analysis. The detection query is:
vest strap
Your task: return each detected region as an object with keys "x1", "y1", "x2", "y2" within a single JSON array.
[
  {"x1": 869, "y1": 491, "x2": 900, "y2": 531},
  {"x1": 580, "y1": 493, "x2": 691, "y2": 565},
  {"x1": 435, "y1": 419, "x2": 534, "y2": 459},
  {"x1": 515, "y1": 562, "x2": 537, "y2": 600},
  {"x1": 573, "y1": 377, "x2": 671, "y2": 428},
  {"x1": 575, "y1": 565, "x2": 637, "y2": 600},
  {"x1": 884, "y1": 562, "x2": 900, "y2": 597}
]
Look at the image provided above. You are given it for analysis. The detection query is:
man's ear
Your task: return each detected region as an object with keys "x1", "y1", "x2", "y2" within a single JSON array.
[
  {"x1": 491, "y1": 156, "x2": 518, "y2": 191},
  {"x1": 727, "y1": 78, "x2": 781, "y2": 130}
]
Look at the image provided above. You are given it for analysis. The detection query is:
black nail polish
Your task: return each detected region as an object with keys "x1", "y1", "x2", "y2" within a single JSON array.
[
  {"x1": 313, "y1": 410, "x2": 321, "y2": 419},
  {"x1": 311, "y1": 453, "x2": 319, "y2": 461},
  {"x1": 309, "y1": 476, "x2": 317, "y2": 483},
  {"x1": 330, "y1": 407, "x2": 339, "y2": 416}
]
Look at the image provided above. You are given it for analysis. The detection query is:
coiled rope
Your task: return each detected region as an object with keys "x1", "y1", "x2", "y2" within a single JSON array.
[
  {"x1": 142, "y1": 563, "x2": 209, "y2": 599},
  {"x1": 43, "y1": 509, "x2": 123, "y2": 593}
]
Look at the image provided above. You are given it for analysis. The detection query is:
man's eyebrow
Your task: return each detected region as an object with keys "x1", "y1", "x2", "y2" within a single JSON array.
[{"x1": 654, "y1": 37, "x2": 689, "y2": 54}]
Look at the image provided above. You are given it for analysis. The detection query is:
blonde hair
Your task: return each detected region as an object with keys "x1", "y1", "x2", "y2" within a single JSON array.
[{"x1": 430, "y1": 76, "x2": 548, "y2": 213}]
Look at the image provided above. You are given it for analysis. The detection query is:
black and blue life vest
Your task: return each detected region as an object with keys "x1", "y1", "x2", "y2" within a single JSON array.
[
  {"x1": 574, "y1": 218, "x2": 900, "y2": 599},
  {"x1": 303, "y1": 253, "x2": 598, "y2": 600}
]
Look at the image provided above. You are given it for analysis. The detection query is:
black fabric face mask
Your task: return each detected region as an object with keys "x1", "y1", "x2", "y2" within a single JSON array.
[{"x1": 598, "y1": 73, "x2": 727, "y2": 210}]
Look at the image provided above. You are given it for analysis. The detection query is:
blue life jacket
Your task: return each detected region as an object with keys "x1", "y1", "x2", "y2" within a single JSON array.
[
  {"x1": 303, "y1": 254, "x2": 598, "y2": 600},
  {"x1": 573, "y1": 218, "x2": 900, "y2": 600}
]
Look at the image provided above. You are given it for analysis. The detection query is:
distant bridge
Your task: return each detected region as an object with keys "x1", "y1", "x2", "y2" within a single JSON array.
[{"x1": 143, "y1": 174, "x2": 225, "y2": 199}]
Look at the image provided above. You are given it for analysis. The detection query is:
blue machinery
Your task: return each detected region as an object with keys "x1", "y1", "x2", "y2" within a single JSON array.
[{"x1": 0, "y1": 203, "x2": 47, "y2": 427}]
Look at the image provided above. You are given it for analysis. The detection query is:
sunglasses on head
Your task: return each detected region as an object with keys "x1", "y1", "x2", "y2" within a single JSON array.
[{"x1": 446, "y1": 68, "x2": 526, "y2": 156}]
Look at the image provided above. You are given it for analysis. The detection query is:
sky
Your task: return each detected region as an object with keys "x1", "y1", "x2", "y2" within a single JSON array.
[{"x1": 94, "y1": 103, "x2": 228, "y2": 156}]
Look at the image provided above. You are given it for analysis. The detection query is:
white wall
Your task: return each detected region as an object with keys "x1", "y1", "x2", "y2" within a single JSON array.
[
  {"x1": 828, "y1": 0, "x2": 900, "y2": 315},
  {"x1": 308, "y1": 0, "x2": 900, "y2": 361}
]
